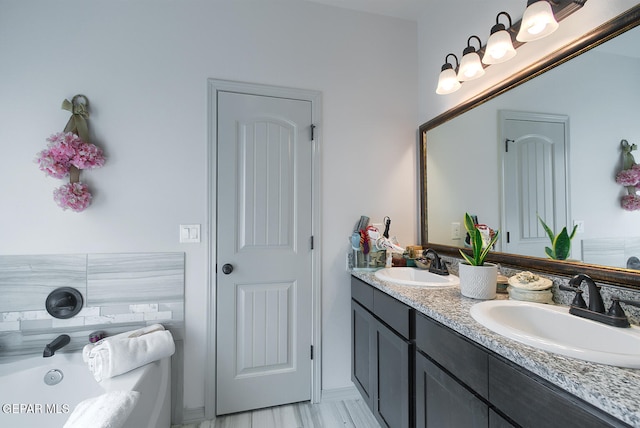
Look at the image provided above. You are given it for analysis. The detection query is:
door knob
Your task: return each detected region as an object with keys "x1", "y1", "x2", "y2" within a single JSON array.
[{"x1": 221, "y1": 263, "x2": 234, "y2": 274}]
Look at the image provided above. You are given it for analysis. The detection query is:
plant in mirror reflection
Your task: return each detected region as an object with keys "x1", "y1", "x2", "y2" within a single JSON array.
[{"x1": 538, "y1": 215, "x2": 577, "y2": 260}]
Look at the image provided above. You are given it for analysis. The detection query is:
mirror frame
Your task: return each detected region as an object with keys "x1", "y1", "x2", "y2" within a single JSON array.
[{"x1": 419, "y1": 5, "x2": 640, "y2": 289}]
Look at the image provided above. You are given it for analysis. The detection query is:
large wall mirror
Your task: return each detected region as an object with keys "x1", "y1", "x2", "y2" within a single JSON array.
[{"x1": 419, "y1": 5, "x2": 640, "y2": 289}]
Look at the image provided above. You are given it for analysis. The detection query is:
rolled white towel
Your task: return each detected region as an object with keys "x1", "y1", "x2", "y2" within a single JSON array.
[
  {"x1": 64, "y1": 390, "x2": 140, "y2": 428},
  {"x1": 83, "y1": 324, "x2": 166, "y2": 363},
  {"x1": 86, "y1": 330, "x2": 175, "y2": 382}
]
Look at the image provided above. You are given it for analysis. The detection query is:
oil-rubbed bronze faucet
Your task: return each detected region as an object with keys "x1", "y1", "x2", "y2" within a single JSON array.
[
  {"x1": 423, "y1": 249, "x2": 449, "y2": 276},
  {"x1": 560, "y1": 274, "x2": 640, "y2": 328},
  {"x1": 43, "y1": 334, "x2": 70, "y2": 357}
]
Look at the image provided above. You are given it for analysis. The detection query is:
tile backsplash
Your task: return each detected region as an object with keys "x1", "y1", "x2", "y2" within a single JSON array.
[{"x1": 0, "y1": 252, "x2": 184, "y2": 358}]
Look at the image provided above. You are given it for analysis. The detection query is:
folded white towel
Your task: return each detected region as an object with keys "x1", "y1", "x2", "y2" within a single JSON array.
[
  {"x1": 86, "y1": 330, "x2": 175, "y2": 382},
  {"x1": 64, "y1": 390, "x2": 140, "y2": 428},
  {"x1": 83, "y1": 324, "x2": 166, "y2": 363}
]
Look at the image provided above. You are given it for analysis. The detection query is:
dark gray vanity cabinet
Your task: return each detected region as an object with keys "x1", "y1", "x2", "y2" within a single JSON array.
[
  {"x1": 414, "y1": 312, "x2": 491, "y2": 428},
  {"x1": 415, "y1": 350, "x2": 488, "y2": 427},
  {"x1": 351, "y1": 277, "x2": 413, "y2": 428},
  {"x1": 489, "y1": 356, "x2": 628, "y2": 428},
  {"x1": 414, "y1": 309, "x2": 628, "y2": 428},
  {"x1": 351, "y1": 276, "x2": 629, "y2": 428}
]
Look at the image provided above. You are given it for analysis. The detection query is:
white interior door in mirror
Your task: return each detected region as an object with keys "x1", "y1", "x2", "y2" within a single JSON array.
[{"x1": 500, "y1": 111, "x2": 570, "y2": 258}]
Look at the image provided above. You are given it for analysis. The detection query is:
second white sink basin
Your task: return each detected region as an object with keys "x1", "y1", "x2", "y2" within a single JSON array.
[
  {"x1": 374, "y1": 267, "x2": 459, "y2": 288},
  {"x1": 470, "y1": 300, "x2": 640, "y2": 368}
]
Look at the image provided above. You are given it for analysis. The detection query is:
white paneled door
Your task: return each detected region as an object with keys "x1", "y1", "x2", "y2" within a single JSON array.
[
  {"x1": 216, "y1": 91, "x2": 313, "y2": 415},
  {"x1": 501, "y1": 111, "x2": 569, "y2": 258}
]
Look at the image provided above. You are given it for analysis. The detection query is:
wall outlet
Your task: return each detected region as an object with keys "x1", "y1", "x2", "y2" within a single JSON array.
[
  {"x1": 451, "y1": 222, "x2": 461, "y2": 240},
  {"x1": 573, "y1": 220, "x2": 585, "y2": 234}
]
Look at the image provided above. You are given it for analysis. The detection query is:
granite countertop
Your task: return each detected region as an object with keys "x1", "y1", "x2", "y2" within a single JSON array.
[{"x1": 351, "y1": 271, "x2": 640, "y2": 427}]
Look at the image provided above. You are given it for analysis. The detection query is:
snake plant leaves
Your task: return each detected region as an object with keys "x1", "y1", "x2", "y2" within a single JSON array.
[
  {"x1": 459, "y1": 213, "x2": 499, "y2": 266},
  {"x1": 538, "y1": 214, "x2": 578, "y2": 260}
]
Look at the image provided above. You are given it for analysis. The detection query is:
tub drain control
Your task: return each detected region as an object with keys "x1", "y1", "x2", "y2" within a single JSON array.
[{"x1": 44, "y1": 369, "x2": 63, "y2": 386}]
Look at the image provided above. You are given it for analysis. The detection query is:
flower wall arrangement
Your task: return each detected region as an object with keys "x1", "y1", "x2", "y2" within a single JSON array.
[
  {"x1": 615, "y1": 139, "x2": 640, "y2": 211},
  {"x1": 35, "y1": 95, "x2": 105, "y2": 212}
]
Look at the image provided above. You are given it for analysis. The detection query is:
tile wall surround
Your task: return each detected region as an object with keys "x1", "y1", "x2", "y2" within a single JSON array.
[
  {"x1": 0, "y1": 252, "x2": 185, "y2": 359},
  {"x1": 441, "y1": 255, "x2": 640, "y2": 325}
]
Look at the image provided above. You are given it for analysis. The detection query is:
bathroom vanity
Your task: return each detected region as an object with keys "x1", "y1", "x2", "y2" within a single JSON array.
[{"x1": 351, "y1": 272, "x2": 640, "y2": 428}]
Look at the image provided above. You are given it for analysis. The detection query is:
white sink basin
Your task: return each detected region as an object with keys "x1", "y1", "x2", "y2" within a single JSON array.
[
  {"x1": 470, "y1": 300, "x2": 640, "y2": 368},
  {"x1": 374, "y1": 267, "x2": 459, "y2": 288}
]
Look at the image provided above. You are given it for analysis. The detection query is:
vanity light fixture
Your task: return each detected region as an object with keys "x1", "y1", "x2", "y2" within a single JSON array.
[
  {"x1": 457, "y1": 36, "x2": 485, "y2": 81},
  {"x1": 434, "y1": 0, "x2": 586, "y2": 95},
  {"x1": 436, "y1": 54, "x2": 462, "y2": 95},
  {"x1": 483, "y1": 12, "x2": 517, "y2": 64},
  {"x1": 517, "y1": 0, "x2": 559, "y2": 42}
]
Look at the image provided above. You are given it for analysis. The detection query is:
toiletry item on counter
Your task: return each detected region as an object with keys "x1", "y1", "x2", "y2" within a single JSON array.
[
  {"x1": 496, "y1": 275, "x2": 509, "y2": 293},
  {"x1": 406, "y1": 245, "x2": 423, "y2": 259},
  {"x1": 507, "y1": 271, "x2": 553, "y2": 303}
]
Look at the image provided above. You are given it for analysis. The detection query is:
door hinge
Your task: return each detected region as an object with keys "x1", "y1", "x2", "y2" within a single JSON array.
[
  {"x1": 505, "y1": 138, "x2": 514, "y2": 152},
  {"x1": 310, "y1": 345, "x2": 314, "y2": 360},
  {"x1": 310, "y1": 235, "x2": 314, "y2": 250},
  {"x1": 311, "y1": 124, "x2": 316, "y2": 141}
]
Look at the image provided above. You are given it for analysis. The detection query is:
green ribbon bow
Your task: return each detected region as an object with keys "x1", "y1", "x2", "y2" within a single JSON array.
[{"x1": 62, "y1": 95, "x2": 90, "y2": 142}]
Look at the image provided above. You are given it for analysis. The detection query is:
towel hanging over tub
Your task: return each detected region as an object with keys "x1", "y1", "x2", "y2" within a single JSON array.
[
  {"x1": 64, "y1": 390, "x2": 140, "y2": 428},
  {"x1": 84, "y1": 327, "x2": 175, "y2": 382}
]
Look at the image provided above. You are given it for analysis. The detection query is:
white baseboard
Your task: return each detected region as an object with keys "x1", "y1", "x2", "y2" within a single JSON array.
[
  {"x1": 181, "y1": 406, "x2": 205, "y2": 424},
  {"x1": 321, "y1": 385, "x2": 360, "y2": 402}
]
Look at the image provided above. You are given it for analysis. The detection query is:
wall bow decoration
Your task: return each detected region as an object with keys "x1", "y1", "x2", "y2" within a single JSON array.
[
  {"x1": 615, "y1": 139, "x2": 640, "y2": 211},
  {"x1": 35, "y1": 95, "x2": 105, "y2": 212}
]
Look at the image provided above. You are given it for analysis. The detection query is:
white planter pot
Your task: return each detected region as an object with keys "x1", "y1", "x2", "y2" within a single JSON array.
[{"x1": 458, "y1": 262, "x2": 497, "y2": 300}]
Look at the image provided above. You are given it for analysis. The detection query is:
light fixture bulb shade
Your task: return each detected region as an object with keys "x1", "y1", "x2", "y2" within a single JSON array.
[
  {"x1": 457, "y1": 51, "x2": 485, "y2": 81},
  {"x1": 436, "y1": 68, "x2": 461, "y2": 94},
  {"x1": 483, "y1": 30, "x2": 517, "y2": 64},
  {"x1": 516, "y1": 0, "x2": 559, "y2": 42}
]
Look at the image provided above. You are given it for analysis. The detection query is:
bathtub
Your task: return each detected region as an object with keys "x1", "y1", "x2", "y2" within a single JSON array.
[{"x1": 0, "y1": 351, "x2": 170, "y2": 428}]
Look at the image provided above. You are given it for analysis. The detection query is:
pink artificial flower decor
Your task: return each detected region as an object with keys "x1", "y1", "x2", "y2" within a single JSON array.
[
  {"x1": 35, "y1": 95, "x2": 105, "y2": 212},
  {"x1": 616, "y1": 140, "x2": 640, "y2": 211},
  {"x1": 53, "y1": 182, "x2": 92, "y2": 212},
  {"x1": 35, "y1": 132, "x2": 105, "y2": 178},
  {"x1": 615, "y1": 164, "x2": 640, "y2": 187},
  {"x1": 622, "y1": 194, "x2": 640, "y2": 211}
]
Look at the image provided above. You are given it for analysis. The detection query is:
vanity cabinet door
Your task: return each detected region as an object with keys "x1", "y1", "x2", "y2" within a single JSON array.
[
  {"x1": 489, "y1": 409, "x2": 516, "y2": 428},
  {"x1": 374, "y1": 319, "x2": 412, "y2": 428},
  {"x1": 415, "y1": 350, "x2": 488, "y2": 428},
  {"x1": 489, "y1": 355, "x2": 628, "y2": 428},
  {"x1": 351, "y1": 300, "x2": 375, "y2": 409},
  {"x1": 415, "y1": 312, "x2": 488, "y2": 399}
]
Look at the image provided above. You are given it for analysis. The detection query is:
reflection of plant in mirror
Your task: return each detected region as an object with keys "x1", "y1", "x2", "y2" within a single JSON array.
[
  {"x1": 537, "y1": 215, "x2": 577, "y2": 260},
  {"x1": 459, "y1": 213, "x2": 500, "y2": 266},
  {"x1": 615, "y1": 140, "x2": 640, "y2": 211}
]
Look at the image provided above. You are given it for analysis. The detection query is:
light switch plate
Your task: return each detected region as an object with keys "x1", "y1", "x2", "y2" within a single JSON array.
[{"x1": 179, "y1": 224, "x2": 201, "y2": 243}]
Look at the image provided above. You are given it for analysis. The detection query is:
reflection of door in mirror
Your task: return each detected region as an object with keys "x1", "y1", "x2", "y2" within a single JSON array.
[{"x1": 500, "y1": 111, "x2": 570, "y2": 258}]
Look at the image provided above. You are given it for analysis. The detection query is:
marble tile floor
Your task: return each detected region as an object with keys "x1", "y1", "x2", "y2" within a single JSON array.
[{"x1": 172, "y1": 399, "x2": 381, "y2": 428}]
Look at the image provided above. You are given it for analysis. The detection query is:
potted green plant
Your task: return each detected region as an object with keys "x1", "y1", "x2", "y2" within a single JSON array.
[
  {"x1": 458, "y1": 213, "x2": 500, "y2": 299},
  {"x1": 537, "y1": 215, "x2": 577, "y2": 260}
]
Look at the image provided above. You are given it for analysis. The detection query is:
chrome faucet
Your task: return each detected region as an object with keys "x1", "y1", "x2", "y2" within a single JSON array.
[
  {"x1": 43, "y1": 334, "x2": 70, "y2": 357},
  {"x1": 423, "y1": 249, "x2": 449, "y2": 276}
]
